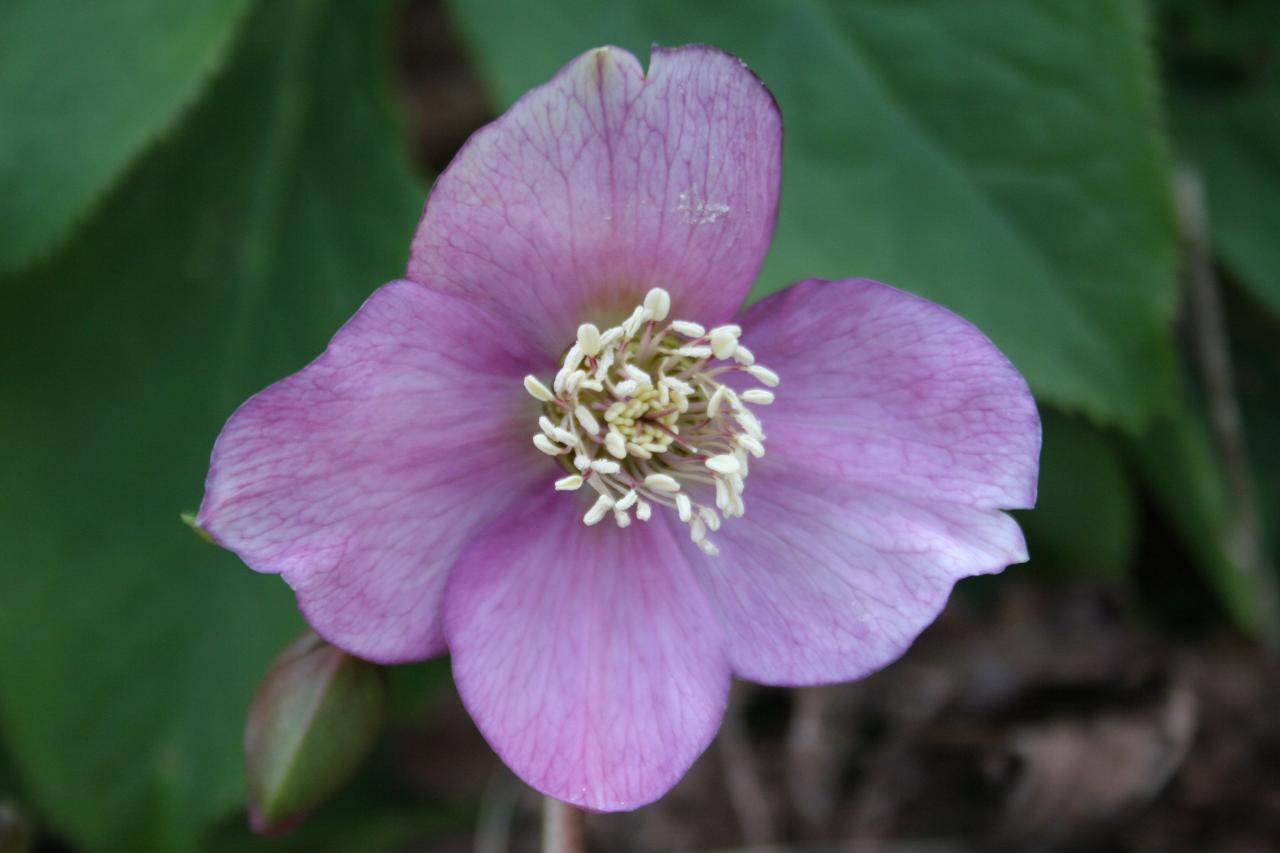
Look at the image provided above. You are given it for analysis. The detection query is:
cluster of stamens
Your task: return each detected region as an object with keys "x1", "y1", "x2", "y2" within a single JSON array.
[{"x1": 523, "y1": 287, "x2": 779, "y2": 555}]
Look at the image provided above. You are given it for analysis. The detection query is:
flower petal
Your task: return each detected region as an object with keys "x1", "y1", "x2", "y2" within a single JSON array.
[
  {"x1": 409, "y1": 44, "x2": 781, "y2": 353},
  {"x1": 682, "y1": 277, "x2": 1041, "y2": 685},
  {"x1": 737, "y1": 278, "x2": 1041, "y2": 510},
  {"x1": 684, "y1": 468, "x2": 1027, "y2": 685},
  {"x1": 444, "y1": 493, "x2": 730, "y2": 810},
  {"x1": 199, "y1": 280, "x2": 547, "y2": 664}
]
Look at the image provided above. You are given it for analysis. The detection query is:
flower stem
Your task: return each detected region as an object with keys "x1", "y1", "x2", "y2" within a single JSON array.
[{"x1": 541, "y1": 796, "x2": 584, "y2": 853}]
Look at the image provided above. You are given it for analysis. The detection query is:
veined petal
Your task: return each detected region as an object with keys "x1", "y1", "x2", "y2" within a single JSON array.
[
  {"x1": 683, "y1": 468, "x2": 1027, "y2": 685},
  {"x1": 444, "y1": 492, "x2": 730, "y2": 810},
  {"x1": 198, "y1": 280, "x2": 547, "y2": 664},
  {"x1": 686, "y1": 277, "x2": 1040, "y2": 684},
  {"x1": 409, "y1": 45, "x2": 781, "y2": 354},
  {"x1": 736, "y1": 278, "x2": 1041, "y2": 510}
]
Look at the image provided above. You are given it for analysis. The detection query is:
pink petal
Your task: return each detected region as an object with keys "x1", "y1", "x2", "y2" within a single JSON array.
[
  {"x1": 444, "y1": 492, "x2": 730, "y2": 810},
  {"x1": 408, "y1": 45, "x2": 781, "y2": 354},
  {"x1": 686, "y1": 278, "x2": 1040, "y2": 685},
  {"x1": 738, "y1": 279, "x2": 1041, "y2": 510},
  {"x1": 685, "y1": 469, "x2": 1027, "y2": 685},
  {"x1": 199, "y1": 280, "x2": 548, "y2": 664}
]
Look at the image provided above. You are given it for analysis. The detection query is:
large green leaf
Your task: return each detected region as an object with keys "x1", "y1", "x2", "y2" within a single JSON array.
[
  {"x1": 1174, "y1": 91, "x2": 1280, "y2": 319},
  {"x1": 1018, "y1": 411, "x2": 1136, "y2": 582},
  {"x1": 448, "y1": 0, "x2": 1180, "y2": 429},
  {"x1": 0, "y1": 0, "x2": 253, "y2": 273},
  {"x1": 1135, "y1": 386, "x2": 1264, "y2": 634},
  {"x1": 0, "y1": 0, "x2": 424, "y2": 849}
]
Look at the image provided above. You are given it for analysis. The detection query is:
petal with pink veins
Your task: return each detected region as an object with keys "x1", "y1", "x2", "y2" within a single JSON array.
[
  {"x1": 199, "y1": 280, "x2": 548, "y2": 664},
  {"x1": 445, "y1": 493, "x2": 730, "y2": 811},
  {"x1": 737, "y1": 279, "x2": 1041, "y2": 510},
  {"x1": 683, "y1": 277, "x2": 1040, "y2": 685},
  {"x1": 409, "y1": 45, "x2": 781, "y2": 354},
  {"x1": 683, "y1": 469, "x2": 1028, "y2": 685}
]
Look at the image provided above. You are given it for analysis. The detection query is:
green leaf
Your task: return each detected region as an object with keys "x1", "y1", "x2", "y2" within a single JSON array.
[
  {"x1": 1135, "y1": 388, "x2": 1262, "y2": 633},
  {"x1": 1018, "y1": 411, "x2": 1135, "y2": 582},
  {"x1": 0, "y1": 0, "x2": 423, "y2": 849},
  {"x1": 1173, "y1": 90, "x2": 1280, "y2": 319},
  {"x1": 0, "y1": 0, "x2": 253, "y2": 273},
  {"x1": 448, "y1": 0, "x2": 1181, "y2": 429}
]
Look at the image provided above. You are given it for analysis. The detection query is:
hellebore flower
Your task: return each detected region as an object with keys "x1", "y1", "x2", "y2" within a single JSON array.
[{"x1": 200, "y1": 45, "x2": 1040, "y2": 810}]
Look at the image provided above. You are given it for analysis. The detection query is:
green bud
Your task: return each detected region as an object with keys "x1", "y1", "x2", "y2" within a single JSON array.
[{"x1": 245, "y1": 632, "x2": 385, "y2": 834}]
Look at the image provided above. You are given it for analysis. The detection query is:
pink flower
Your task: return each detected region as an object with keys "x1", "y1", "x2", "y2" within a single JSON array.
[{"x1": 200, "y1": 45, "x2": 1040, "y2": 810}]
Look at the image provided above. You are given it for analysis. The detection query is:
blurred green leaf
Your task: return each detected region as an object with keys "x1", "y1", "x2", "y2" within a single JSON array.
[
  {"x1": 0, "y1": 0, "x2": 423, "y2": 849},
  {"x1": 1135, "y1": 389, "x2": 1261, "y2": 633},
  {"x1": 1019, "y1": 411, "x2": 1135, "y2": 582},
  {"x1": 449, "y1": 0, "x2": 1180, "y2": 429},
  {"x1": 0, "y1": 0, "x2": 253, "y2": 273},
  {"x1": 1174, "y1": 91, "x2": 1280, "y2": 319}
]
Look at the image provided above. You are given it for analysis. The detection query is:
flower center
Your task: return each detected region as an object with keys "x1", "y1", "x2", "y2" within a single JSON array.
[{"x1": 522, "y1": 288, "x2": 779, "y2": 555}]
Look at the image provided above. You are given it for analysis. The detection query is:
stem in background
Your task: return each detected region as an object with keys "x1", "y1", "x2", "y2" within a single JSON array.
[
  {"x1": 1176, "y1": 166, "x2": 1280, "y2": 646},
  {"x1": 541, "y1": 796, "x2": 585, "y2": 853}
]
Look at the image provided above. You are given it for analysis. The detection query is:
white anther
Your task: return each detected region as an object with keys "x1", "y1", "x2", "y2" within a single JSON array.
[
  {"x1": 697, "y1": 539, "x2": 719, "y2": 556},
  {"x1": 574, "y1": 404, "x2": 600, "y2": 435},
  {"x1": 644, "y1": 473, "x2": 681, "y2": 492},
  {"x1": 707, "y1": 386, "x2": 727, "y2": 419},
  {"x1": 706, "y1": 454, "x2": 741, "y2": 475},
  {"x1": 737, "y1": 434, "x2": 766, "y2": 458},
  {"x1": 675, "y1": 345, "x2": 713, "y2": 359},
  {"x1": 698, "y1": 506, "x2": 721, "y2": 531},
  {"x1": 565, "y1": 370, "x2": 586, "y2": 394},
  {"x1": 670, "y1": 320, "x2": 705, "y2": 338},
  {"x1": 636, "y1": 500, "x2": 652, "y2": 521},
  {"x1": 591, "y1": 459, "x2": 621, "y2": 474},
  {"x1": 661, "y1": 375, "x2": 695, "y2": 395},
  {"x1": 524, "y1": 375, "x2": 555, "y2": 402},
  {"x1": 615, "y1": 490, "x2": 639, "y2": 511},
  {"x1": 554, "y1": 475, "x2": 584, "y2": 491},
  {"x1": 605, "y1": 431, "x2": 627, "y2": 458},
  {"x1": 614, "y1": 508, "x2": 632, "y2": 528},
  {"x1": 740, "y1": 389, "x2": 775, "y2": 405},
  {"x1": 538, "y1": 415, "x2": 557, "y2": 436},
  {"x1": 690, "y1": 517, "x2": 708, "y2": 543},
  {"x1": 715, "y1": 478, "x2": 731, "y2": 512},
  {"x1": 533, "y1": 434, "x2": 561, "y2": 455},
  {"x1": 626, "y1": 442, "x2": 652, "y2": 459},
  {"x1": 551, "y1": 427, "x2": 578, "y2": 446},
  {"x1": 736, "y1": 410, "x2": 764, "y2": 440},
  {"x1": 712, "y1": 324, "x2": 742, "y2": 338},
  {"x1": 675, "y1": 493, "x2": 693, "y2": 522},
  {"x1": 623, "y1": 306, "x2": 647, "y2": 337},
  {"x1": 599, "y1": 327, "x2": 624, "y2": 349},
  {"x1": 574, "y1": 454, "x2": 591, "y2": 471},
  {"x1": 584, "y1": 494, "x2": 614, "y2": 526},
  {"x1": 614, "y1": 379, "x2": 638, "y2": 398},
  {"x1": 710, "y1": 329, "x2": 738, "y2": 360},
  {"x1": 604, "y1": 401, "x2": 626, "y2": 421},
  {"x1": 644, "y1": 288, "x2": 671, "y2": 321},
  {"x1": 577, "y1": 323, "x2": 602, "y2": 357},
  {"x1": 733, "y1": 345, "x2": 755, "y2": 365},
  {"x1": 747, "y1": 365, "x2": 779, "y2": 387},
  {"x1": 562, "y1": 343, "x2": 584, "y2": 373},
  {"x1": 622, "y1": 364, "x2": 651, "y2": 386}
]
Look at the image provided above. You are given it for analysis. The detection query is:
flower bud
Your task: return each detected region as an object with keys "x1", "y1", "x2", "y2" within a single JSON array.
[{"x1": 245, "y1": 633, "x2": 384, "y2": 834}]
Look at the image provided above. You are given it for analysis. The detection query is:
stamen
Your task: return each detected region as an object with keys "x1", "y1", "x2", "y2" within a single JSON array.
[{"x1": 523, "y1": 287, "x2": 779, "y2": 552}]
